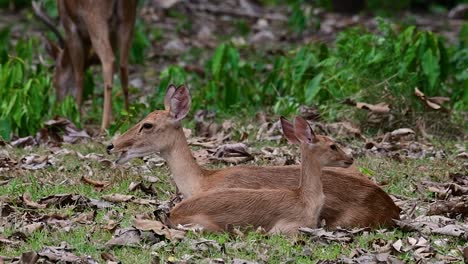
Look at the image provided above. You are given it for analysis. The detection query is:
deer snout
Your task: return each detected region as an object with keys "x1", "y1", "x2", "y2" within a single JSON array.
[
  {"x1": 344, "y1": 157, "x2": 354, "y2": 166},
  {"x1": 106, "y1": 143, "x2": 114, "y2": 154}
]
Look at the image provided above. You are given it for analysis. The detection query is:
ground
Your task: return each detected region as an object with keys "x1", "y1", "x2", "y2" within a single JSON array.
[{"x1": 0, "y1": 119, "x2": 467, "y2": 262}]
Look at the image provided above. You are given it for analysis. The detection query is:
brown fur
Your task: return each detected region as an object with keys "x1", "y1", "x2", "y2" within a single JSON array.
[
  {"x1": 170, "y1": 118, "x2": 348, "y2": 235},
  {"x1": 33, "y1": 0, "x2": 137, "y2": 130},
  {"x1": 109, "y1": 86, "x2": 400, "y2": 229}
]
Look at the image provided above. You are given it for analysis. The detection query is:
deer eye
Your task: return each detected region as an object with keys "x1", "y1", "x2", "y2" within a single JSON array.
[
  {"x1": 330, "y1": 144, "x2": 338, "y2": 151},
  {"x1": 142, "y1": 123, "x2": 153, "y2": 130}
]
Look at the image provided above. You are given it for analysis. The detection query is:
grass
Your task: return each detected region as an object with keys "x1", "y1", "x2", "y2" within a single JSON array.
[{"x1": 0, "y1": 132, "x2": 466, "y2": 263}]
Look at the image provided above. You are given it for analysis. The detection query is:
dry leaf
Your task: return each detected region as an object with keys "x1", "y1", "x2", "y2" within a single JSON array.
[
  {"x1": 20, "y1": 155, "x2": 51, "y2": 170},
  {"x1": 414, "y1": 87, "x2": 449, "y2": 111},
  {"x1": 133, "y1": 218, "x2": 185, "y2": 240},
  {"x1": 101, "y1": 252, "x2": 119, "y2": 263},
  {"x1": 22, "y1": 193, "x2": 47, "y2": 209},
  {"x1": 19, "y1": 223, "x2": 44, "y2": 235},
  {"x1": 356, "y1": 102, "x2": 390, "y2": 114},
  {"x1": 11, "y1": 136, "x2": 36, "y2": 148},
  {"x1": 105, "y1": 228, "x2": 141, "y2": 248},
  {"x1": 38, "y1": 242, "x2": 81, "y2": 262},
  {"x1": 101, "y1": 194, "x2": 134, "y2": 203},
  {"x1": 19, "y1": 251, "x2": 39, "y2": 264},
  {"x1": 81, "y1": 176, "x2": 111, "y2": 190}
]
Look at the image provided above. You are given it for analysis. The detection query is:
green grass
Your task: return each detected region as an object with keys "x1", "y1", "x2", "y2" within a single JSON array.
[{"x1": 1, "y1": 135, "x2": 466, "y2": 263}]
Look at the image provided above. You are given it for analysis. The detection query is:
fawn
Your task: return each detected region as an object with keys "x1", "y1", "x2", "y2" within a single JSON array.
[
  {"x1": 169, "y1": 116, "x2": 352, "y2": 234},
  {"x1": 32, "y1": 0, "x2": 137, "y2": 131},
  {"x1": 108, "y1": 85, "x2": 401, "y2": 228}
]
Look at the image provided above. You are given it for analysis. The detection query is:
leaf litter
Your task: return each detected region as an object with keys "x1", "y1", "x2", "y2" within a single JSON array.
[{"x1": 2, "y1": 109, "x2": 467, "y2": 263}]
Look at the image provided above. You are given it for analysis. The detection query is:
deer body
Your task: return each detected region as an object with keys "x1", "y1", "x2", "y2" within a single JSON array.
[
  {"x1": 169, "y1": 117, "x2": 341, "y2": 234},
  {"x1": 109, "y1": 85, "x2": 400, "y2": 229},
  {"x1": 33, "y1": 0, "x2": 137, "y2": 130}
]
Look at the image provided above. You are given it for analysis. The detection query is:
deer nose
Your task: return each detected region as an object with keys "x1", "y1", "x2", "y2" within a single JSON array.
[{"x1": 106, "y1": 143, "x2": 114, "y2": 154}]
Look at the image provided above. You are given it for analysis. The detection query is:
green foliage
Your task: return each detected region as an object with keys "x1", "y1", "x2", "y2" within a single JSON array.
[
  {"x1": 288, "y1": 0, "x2": 308, "y2": 34},
  {"x1": 0, "y1": 36, "x2": 79, "y2": 141},
  {"x1": 130, "y1": 19, "x2": 151, "y2": 65},
  {"x1": 148, "y1": 20, "x2": 466, "y2": 125}
]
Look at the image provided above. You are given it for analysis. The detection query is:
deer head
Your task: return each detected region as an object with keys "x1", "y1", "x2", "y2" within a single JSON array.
[
  {"x1": 280, "y1": 116, "x2": 353, "y2": 168},
  {"x1": 107, "y1": 84, "x2": 191, "y2": 163}
]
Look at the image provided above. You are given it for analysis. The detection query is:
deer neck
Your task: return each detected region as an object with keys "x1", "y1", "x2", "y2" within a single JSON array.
[
  {"x1": 298, "y1": 146, "x2": 324, "y2": 204},
  {"x1": 160, "y1": 128, "x2": 204, "y2": 198}
]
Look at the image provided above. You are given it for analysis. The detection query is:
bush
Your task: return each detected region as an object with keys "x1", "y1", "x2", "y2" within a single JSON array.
[
  {"x1": 0, "y1": 35, "x2": 79, "y2": 141},
  {"x1": 150, "y1": 20, "x2": 466, "y2": 126}
]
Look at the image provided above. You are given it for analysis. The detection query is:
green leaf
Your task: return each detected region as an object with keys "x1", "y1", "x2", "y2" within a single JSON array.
[
  {"x1": 211, "y1": 44, "x2": 226, "y2": 80},
  {"x1": 304, "y1": 73, "x2": 323, "y2": 105},
  {"x1": 0, "y1": 118, "x2": 12, "y2": 141},
  {"x1": 421, "y1": 49, "x2": 440, "y2": 90}
]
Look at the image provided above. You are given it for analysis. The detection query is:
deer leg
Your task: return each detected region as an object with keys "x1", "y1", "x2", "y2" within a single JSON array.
[
  {"x1": 118, "y1": 30, "x2": 132, "y2": 111},
  {"x1": 64, "y1": 34, "x2": 85, "y2": 109},
  {"x1": 117, "y1": 3, "x2": 137, "y2": 111},
  {"x1": 170, "y1": 214, "x2": 222, "y2": 232},
  {"x1": 86, "y1": 24, "x2": 115, "y2": 131}
]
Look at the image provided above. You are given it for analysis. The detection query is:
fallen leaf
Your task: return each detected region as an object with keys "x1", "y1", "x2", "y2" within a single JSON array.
[
  {"x1": 299, "y1": 227, "x2": 369, "y2": 243},
  {"x1": 22, "y1": 193, "x2": 47, "y2": 209},
  {"x1": 101, "y1": 252, "x2": 119, "y2": 263},
  {"x1": 133, "y1": 218, "x2": 185, "y2": 240},
  {"x1": 101, "y1": 194, "x2": 134, "y2": 203},
  {"x1": 38, "y1": 242, "x2": 81, "y2": 262},
  {"x1": 210, "y1": 143, "x2": 253, "y2": 164},
  {"x1": 299, "y1": 105, "x2": 320, "y2": 121},
  {"x1": 414, "y1": 87, "x2": 449, "y2": 111},
  {"x1": 20, "y1": 155, "x2": 52, "y2": 170},
  {"x1": 81, "y1": 176, "x2": 111, "y2": 190},
  {"x1": 0, "y1": 236, "x2": 20, "y2": 246},
  {"x1": 20, "y1": 251, "x2": 39, "y2": 264},
  {"x1": 11, "y1": 136, "x2": 36, "y2": 148},
  {"x1": 356, "y1": 102, "x2": 390, "y2": 114},
  {"x1": 105, "y1": 228, "x2": 141, "y2": 248},
  {"x1": 392, "y1": 239, "x2": 403, "y2": 252},
  {"x1": 73, "y1": 211, "x2": 96, "y2": 224},
  {"x1": 44, "y1": 117, "x2": 90, "y2": 144},
  {"x1": 390, "y1": 128, "x2": 416, "y2": 142},
  {"x1": 428, "y1": 196, "x2": 468, "y2": 217},
  {"x1": 18, "y1": 223, "x2": 44, "y2": 235}
]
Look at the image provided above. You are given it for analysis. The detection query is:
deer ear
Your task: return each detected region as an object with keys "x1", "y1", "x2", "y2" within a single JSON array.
[
  {"x1": 44, "y1": 37, "x2": 60, "y2": 60},
  {"x1": 280, "y1": 117, "x2": 299, "y2": 144},
  {"x1": 294, "y1": 116, "x2": 317, "y2": 143},
  {"x1": 169, "y1": 85, "x2": 191, "y2": 122},
  {"x1": 164, "y1": 84, "x2": 177, "y2": 110}
]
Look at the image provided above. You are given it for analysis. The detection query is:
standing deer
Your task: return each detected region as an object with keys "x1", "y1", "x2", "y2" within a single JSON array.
[
  {"x1": 32, "y1": 0, "x2": 137, "y2": 131},
  {"x1": 169, "y1": 116, "x2": 352, "y2": 234},
  {"x1": 108, "y1": 85, "x2": 401, "y2": 228}
]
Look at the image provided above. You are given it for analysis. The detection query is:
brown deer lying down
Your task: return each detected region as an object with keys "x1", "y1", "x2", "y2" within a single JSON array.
[
  {"x1": 32, "y1": 0, "x2": 137, "y2": 131},
  {"x1": 108, "y1": 85, "x2": 401, "y2": 228},
  {"x1": 168, "y1": 116, "x2": 353, "y2": 234}
]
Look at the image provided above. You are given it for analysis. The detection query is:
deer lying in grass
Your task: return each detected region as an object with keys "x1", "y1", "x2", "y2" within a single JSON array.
[
  {"x1": 108, "y1": 85, "x2": 401, "y2": 228},
  {"x1": 167, "y1": 116, "x2": 352, "y2": 234},
  {"x1": 32, "y1": 0, "x2": 137, "y2": 131}
]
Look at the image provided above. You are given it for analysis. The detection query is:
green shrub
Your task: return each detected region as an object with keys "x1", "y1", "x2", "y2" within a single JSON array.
[
  {"x1": 147, "y1": 20, "x2": 466, "y2": 125},
  {"x1": 0, "y1": 37, "x2": 79, "y2": 141}
]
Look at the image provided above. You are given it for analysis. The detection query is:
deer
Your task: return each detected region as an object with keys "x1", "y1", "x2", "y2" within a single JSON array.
[
  {"x1": 107, "y1": 85, "x2": 401, "y2": 228},
  {"x1": 32, "y1": 0, "x2": 137, "y2": 131},
  {"x1": 168, "y1": 116, "x2": 352, "y2": 234}
]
